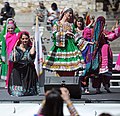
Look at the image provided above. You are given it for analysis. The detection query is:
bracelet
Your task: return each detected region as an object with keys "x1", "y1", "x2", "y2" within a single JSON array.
[
  {"x1": 67, "y1": 101, "x2": 73, "y2": 107},
  {"x1": 67, "y1": 101, "x2": 79, "y2": 116}
]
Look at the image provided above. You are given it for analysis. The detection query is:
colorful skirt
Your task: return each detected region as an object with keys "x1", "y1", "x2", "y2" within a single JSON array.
[
  {"x1": 8, "y1": 63, "x2": 39, "y2": 96},
  {"x1": 43, "y1": 38, "x2": 85, "y2": 74}
]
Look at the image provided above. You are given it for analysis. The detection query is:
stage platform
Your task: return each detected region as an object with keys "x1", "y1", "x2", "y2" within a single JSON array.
[
  {"x1": 0, "y1": 83, "x2": 120, "y2": 116},
  {"x1": 0, "y1": 87, "x2": 120, "y2": 103},
  {"x1": 0, "y1": 88, "x2": 120, "y2": 116}
]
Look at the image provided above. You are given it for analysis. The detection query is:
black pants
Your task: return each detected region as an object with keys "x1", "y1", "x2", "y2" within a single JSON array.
[{"x1": 0, "y1": 17, "x2": 7, "y2": 25}]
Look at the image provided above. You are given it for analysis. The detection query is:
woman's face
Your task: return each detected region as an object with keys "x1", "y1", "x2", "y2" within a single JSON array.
[
  {"x1": 20, "y1": 34, "x2": 29, "y2": 45},
  {"x1": 7, "y1": 25, "x2": 14, "y2": 33},
  {"x1": 77, "y1": 21, "x2": 83, "y2": 28},
  {"x1": 65, "y1": 11, "x2": 73, "y2": 21}
]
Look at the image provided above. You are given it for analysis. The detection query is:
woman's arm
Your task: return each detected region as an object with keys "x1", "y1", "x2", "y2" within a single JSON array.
[
  {"x1": 103, "y1": 26, "x2": 120, "y2": 41},
  {"x1": 30, "y1": 38, "x2": 35, "y2": 55},
  {"x1": 60, "y1": 87, "x2": 79, "y2": 116}
]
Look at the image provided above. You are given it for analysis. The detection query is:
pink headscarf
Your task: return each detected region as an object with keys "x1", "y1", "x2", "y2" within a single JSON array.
[
  {"x1": 7, "y1": 23, "x2": 15, "y2": 29},
  {"x1": 16, "y1": 31, "x2": 31, "y2": 46}
]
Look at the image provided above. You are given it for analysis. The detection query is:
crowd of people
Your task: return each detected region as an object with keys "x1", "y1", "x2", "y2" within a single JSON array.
[
  {"x1": 0, "y1": 1, "x2": 120, "y2": 95},
  {"x1": 42, "y1": 5, "x2": 120, "y2": 94},
  {"x1": 0, "y1": 1, "x2": 120, "y2": 116}
]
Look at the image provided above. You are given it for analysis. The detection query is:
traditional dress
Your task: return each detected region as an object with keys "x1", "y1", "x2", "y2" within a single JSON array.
[
  {"x1": 91, "y1": 17, "x2": 119, "y2": 90},
  {"x1": 110, "y1": 26, "x2": 120, "y2": 71},
  {"x1": 100, "y1": 26, "x2": 120, "y2": 75},
  {"x1": 75, "y1": 27, "x2": 94, "y2": 64},
  {"x1": 43, "y1": 21, "x2": 85, "y2": 76},
  {"x1": 0, "y1": 18, "x2": 20, "y2": 81},
  {"x1": 74, "y1": 27, "x2": 94, "y2": 76},
  {"x1": 8, "y1": 46, "x2": 39, "y2": 96}
]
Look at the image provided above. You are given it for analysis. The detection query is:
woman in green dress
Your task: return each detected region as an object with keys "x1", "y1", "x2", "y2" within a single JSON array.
[{"x1": 43, "y1": 8, "x2": 85, "y2": 76}]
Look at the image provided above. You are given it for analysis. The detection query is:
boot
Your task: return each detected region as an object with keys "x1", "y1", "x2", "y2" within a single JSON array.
[
  {"x1": 104, "y1": 84, "x2": 111, "y2": 93},
  {"x1": 84, "y1": 87, "x2": 90, "y2": 94}
]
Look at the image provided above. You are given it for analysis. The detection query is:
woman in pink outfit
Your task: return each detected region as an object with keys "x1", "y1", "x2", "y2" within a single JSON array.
[
  {"x1": 92, "y1": 17, "x2": 120, "y2": 94},
  {"x1": 111, "y1": 24, "x2": 120, "y2": 71},
  {"x1": 5, "y1": 20, "x2": 19, "y2": 88},
  {"x1": 104, "y1": 20, "x2": 120, "y2": 71},
  {"x1": 90, "y1": 16, "x2": 120, "y2": 94}
]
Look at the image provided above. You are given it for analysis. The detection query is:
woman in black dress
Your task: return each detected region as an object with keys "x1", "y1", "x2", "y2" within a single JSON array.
[{"x1": 8, "y1": 31, "x2": 39, "y2": 96}]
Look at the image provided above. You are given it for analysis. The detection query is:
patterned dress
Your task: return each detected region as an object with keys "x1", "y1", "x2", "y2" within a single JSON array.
[
  {"x1": 74, "y1": 27, "x2": 94, "y2": 77},
  {"x1": 75, "y1": 27, "x2": 93, "y2": 64},
  {"x1": 8, "y1": 46, "x2": 39, "y2": 96},
  {"x1": 43, "y1": 21, "x2": 85, "y2": 76}
]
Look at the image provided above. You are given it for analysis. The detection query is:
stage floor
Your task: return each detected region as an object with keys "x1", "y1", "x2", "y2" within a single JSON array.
[
  {"x1": 0, "y1": 87, "x2": 120, "y2": 116},
  {"x1": 0, "y1": 87, "x2": 120, "y2": 103}
]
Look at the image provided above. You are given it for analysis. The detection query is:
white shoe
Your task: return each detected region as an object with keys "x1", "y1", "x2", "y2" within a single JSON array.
[{"x1": 84, "y1": 89, "x2": 90, "y2": 94}]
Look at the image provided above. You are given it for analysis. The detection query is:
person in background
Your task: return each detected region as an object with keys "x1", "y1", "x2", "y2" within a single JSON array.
[
  {"x1": 108, "y1": 0, "x2": 119, "y2": 11},
  {"x1": 35, "y1": 87, "x2": 79, "y2": 116},
  {"x1": 103, "y1": 0, "x2": 119, "y2": 11},
  {"x1": 74, "y1": 16, "x2": 95, "y2": 94},
  {"x1": 8, "y1": 31, "x2": 39, "y2": 96},
  {"x1": 34, "y1": 1, "x2": 49, "y2": 26},
  {"x1": 73, "y1": 11, "x2": 79, "y2": 25},
  {"x1": 1, "y1": 18, "x2": 20, "y2": 88},
  {"x1": 47, "y1": 2, "x2": 60, "y2": 26},
  {"x1": 0, "y1": 2, "x2": 15, "y2": 25}
]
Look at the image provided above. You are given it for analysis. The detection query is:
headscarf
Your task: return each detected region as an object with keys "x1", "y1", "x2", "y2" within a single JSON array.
[
  {"x1": 16, "y1": 31, "x2": 31, "y2": 46},
  {"x1": 6, "y1": 18, "x2": 15, "y2": 24},
  {"x1": 59, "y1": 8, "x2": 73, "y2": 21},
  {"x1": 2, "y1": 18, "x2": 17, "y2": 35},
  {"x1": 7, "y1": 23, "x2": 15, "y2": 29}
]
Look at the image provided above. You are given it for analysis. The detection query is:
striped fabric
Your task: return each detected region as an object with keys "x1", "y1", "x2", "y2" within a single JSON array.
[{"x1": 43, "y1": 22, "x2": 85, "y2": 74}]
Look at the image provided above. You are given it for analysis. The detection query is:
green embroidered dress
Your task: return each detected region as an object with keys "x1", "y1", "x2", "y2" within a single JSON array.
[{"x1": 43, "y1": 21, "x2": 85, "y2": 74}]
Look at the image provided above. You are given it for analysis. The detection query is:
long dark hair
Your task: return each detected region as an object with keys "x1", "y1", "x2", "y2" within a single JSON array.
[
  {"x1": 17, "y1": 31, "x2": 31, "y2": 46},
  {"x1": 75, "y1": 16, "x2": 85, "y2": 30},
  {"x1": 41, "y1": 88, "x2": 64, "y2": 116},
  {"x1": 51, "y1": 2, "x2": 58, "y2": 11}
]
